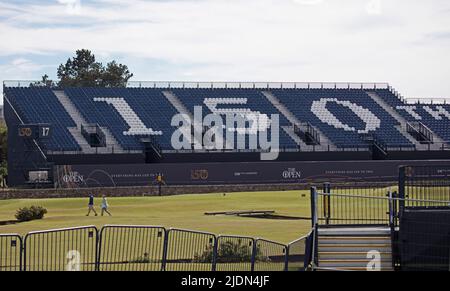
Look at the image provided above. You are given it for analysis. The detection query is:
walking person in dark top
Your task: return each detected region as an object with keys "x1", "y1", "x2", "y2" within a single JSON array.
[{"x1": 86, "y1": 194, "x2": 98, "y2": 216}]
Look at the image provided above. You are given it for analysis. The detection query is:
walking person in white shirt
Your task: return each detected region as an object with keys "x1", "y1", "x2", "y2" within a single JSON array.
[{"x1": 101, "y1": 195, "x2": 112, "y2": 216}]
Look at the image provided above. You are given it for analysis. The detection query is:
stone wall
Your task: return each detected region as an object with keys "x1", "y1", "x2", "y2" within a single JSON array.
[
  {"x1": 0, "y1": 181, "x2": 395, "y2": 200},
  {"x1": 0, "y1": 183, "x2": 308, "y2": 199}
]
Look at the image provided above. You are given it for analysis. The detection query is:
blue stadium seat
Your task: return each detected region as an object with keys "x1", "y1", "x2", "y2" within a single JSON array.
[
  {"x1": 6, "y1": 85, "x2": 447, "y2": 153},
  {"x1": 64, "y1": 87, "x2": 178, "y2": 150},
  {"x1": 4, "y1": 87, "x2": 81, "y2": 151},
  {"x1": 171, "y1": 88, "x2": 298, "y2": 150},
  {"x1": 271, "y1": 89, "x2": 414, "y2": 148},
  {"x1": 375, "y1": 89, "x2": 450, "y2": 142}
]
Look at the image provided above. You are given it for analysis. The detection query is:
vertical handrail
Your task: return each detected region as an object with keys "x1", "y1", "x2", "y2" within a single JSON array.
[
  {"x1": 310, "y1": 187, "x2": 317, "y2": 228},
  {"x1": 310, "y1": 187, "x2": 319, "y2": 269},
  {"x1": 388, "y1": 190, "x2": 397, "y2": 270},
  {"x1": 323, "y1": 183, "x2": 331, "y2": 225},
  {"x1": 398, "y1": 167, "x2": 406, "y2": 219}
]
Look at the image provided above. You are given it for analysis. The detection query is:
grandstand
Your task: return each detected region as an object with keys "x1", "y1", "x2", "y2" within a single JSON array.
[{"x1": 3, "y1": 81, "x2": 450, "y2": 188}]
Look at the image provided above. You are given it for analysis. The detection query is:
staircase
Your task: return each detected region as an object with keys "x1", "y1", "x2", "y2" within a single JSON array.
[
  {"x1": 53, "y1": 90, "x2": 125, "y2": 154},
  {"x1": 317, "y1": 227, "x2": 393, "y2": 271},
  {"x1": 162, "y1": 91, "x2": 231, "y2": 150},
  {"x1": 282, "y1": 126, "x2": 307, "y2": 150},
  {"x1": 366, "y1": 92, "x2": 444, "y2": 151},
  {"x1": 261, "y1": 91, "x2": 335, "y2": 151}
]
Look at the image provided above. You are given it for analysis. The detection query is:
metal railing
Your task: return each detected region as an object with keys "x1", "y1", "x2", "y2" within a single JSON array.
[
  {"x1": 312, "y1": 184, "x2": 450, "y2": 227},
  {"x1": 0, "y1": 234, "x2": 22, "y2": 271},
  {"x1": 23, "y1": 226, "x2": 98, "y2": 271},
  {"x1": 312, "y1": 183, "x2": 396, "y2": 226},
  {"x1": 0, "y1": 225, "x2": 313, "y2": 272},
  {"x1": 254, "y1": 239, "x2": 288, "y2": 272},
  {"x1": 286, "y1": 232, "x2": 312, "y2": 271},
  {"x1": 399, "y1": 165, "x2": 450, "y2": 209},
  {"x1": 164, "y1": 229, "x2": 216, "y2": 271},
  {"x1": 215, "y1": 235, "x2": 255, "y2": 271},
  {"x1": 98, "y1": 225, "x2": 166, "y2": 271},
  {"x1": 404, "y1": 98, "x2": 449, "y2": 105},
  {"x1": 309, "y1": 179, "x2": 450, "y2": 271},
  {"x1": 3, "y1": 80, "x2": 390, "y2": 90}
]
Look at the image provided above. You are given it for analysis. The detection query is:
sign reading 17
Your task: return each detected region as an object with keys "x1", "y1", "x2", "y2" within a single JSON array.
[{"x1": 41, "y1": 127, "x2": 50, "y2": 138}]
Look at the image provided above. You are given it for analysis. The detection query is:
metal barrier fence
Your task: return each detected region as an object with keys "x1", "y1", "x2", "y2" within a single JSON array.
[
  {"x1": 0, "y1": 225, "x2": 308, "y2": 272},
  {"x1": 216, "y1": 235, "x2": 255, "y2": 271},
  {"x1": 0, "y1": 234, "x2": 22, "y2": 271},
  {"x1": 23, "y1": 226, "x2": 98, "y2": 271},
  {"x1": 400, "y1": 165, "x2": 450, "y2": 208},
  {"x1": 165, "y1": 229, "x2": 216, "y2": 271},
  {"x1": 98, "y1": 225, "x2": 166, "y2": 271},
  {"x1": 315, "y1": 183, "x2": 395, "y2": 226},
  {"x1": 286, "y1": 233, "x2": 312, "y2": 271},
  {"x1": 254, "y1": 239, "x2": 288, "y2": 272}
]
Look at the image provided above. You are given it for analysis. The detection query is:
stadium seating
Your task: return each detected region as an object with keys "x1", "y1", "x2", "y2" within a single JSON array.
[
  {"x1": 64, "y1": 87, "x2": 179, "y2": 150},
  {"x1": 271, "y1": 89, "x2": 414, "y2": 148},
  {"x1": 171, "y1": 88, "x2": 298, "y2": 150},
  {"x1": 4, "y1": 84, "x2": 448, "y2": 153},
  {"x1": 375, "y1": 89, "x2": 450, "y2": 141},
  {"x1": 4, "y1": 87, "x2": 81, "y2": 151}
]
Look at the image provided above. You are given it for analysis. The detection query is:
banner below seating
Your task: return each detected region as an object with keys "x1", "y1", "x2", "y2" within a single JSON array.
[{"x1": 54, "y1": 160, "x2": 450, "y2": 188}]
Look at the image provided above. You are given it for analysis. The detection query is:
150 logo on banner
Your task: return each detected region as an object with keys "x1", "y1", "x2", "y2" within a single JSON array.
[{"x1": 191, "y1": 170, "x2": 209, "y2": 180}]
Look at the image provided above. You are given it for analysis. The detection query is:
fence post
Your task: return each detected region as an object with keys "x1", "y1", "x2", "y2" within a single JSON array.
[
  {"x1": 310, "y1": 187, "x2": 317, "y2": 228},
  {"x1": 211, "y1": 236, "x2": 218, "y2": 272},
  {"x1": 388, "y1": 190, "x2": 397, "y2": 270},
  {"x1": 284, "y1": 245, "x2": 289, "y2": 272},
  {"x1": 323, "y1": 183, "x2": 331, "y2": 225},
  {"x1": 388, "y1": 190, "x2": 394, "y2": 227},
  {"x1": 309, "y1": 187, "x2": 319, "y2": 269},
  {"x1": 250, "y1": 239, "x2": 257, "y2": 272},
  {"x1": 398, "y1": 167, "x2": 406, "y2": 220},
  {"x1": 161, "y1": 229, "x2": 169, "y2": 271},
  {"x1": 95, "y1": 228, "x2": 101, "y2": 272},
  {"x1": 23, "y1": 234, "x2": 28, "y2": 272},
  {"x1": 19, "y1": 236, "x2": 24, "y2": 272}
]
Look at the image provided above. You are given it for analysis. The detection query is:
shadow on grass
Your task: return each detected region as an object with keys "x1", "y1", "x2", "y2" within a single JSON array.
[{"x1": 0, "y1": 220, "x2": 19, "y2": 226}]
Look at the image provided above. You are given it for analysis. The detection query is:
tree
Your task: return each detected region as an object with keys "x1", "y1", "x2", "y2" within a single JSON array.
[
  {"x1": 31, "y1": 74, "x2": 56, "y2": 88},
  {"x1": 101, "y1": 61, "x2": 134, "y2": 88},
  {"x1": 48, "y1": 49, "x2": 134, "y2": 88}
]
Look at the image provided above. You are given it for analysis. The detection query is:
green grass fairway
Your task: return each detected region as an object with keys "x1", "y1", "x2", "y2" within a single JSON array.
[{"x1": 0, "y1": 191, "x2": 312, "y2": 243}]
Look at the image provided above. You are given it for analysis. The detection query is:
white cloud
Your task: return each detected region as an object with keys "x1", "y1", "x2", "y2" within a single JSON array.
[
  {"x1": 0, "y1": 58, "x2": 45, "y2": 76},
  {"x1": 0, "y1": 0, "x2": 449, "y2": 99},
  {"x1": 0, "y1": 58, "x2": 50, "y2": 97},
  {"x1": 292, "y1": 0, "x2": 323, "y2": 5},
  {"x1": 57, "y1": 0, "x2": 82, "y2": 15},
  {"x1": 366, "y1": 0, "x2": 382, "y2": 15}
]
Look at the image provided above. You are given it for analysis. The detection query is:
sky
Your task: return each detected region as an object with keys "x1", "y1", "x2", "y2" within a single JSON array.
[{"x1": 1, "y1": 0, "x2": 450, "y2": 104}]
